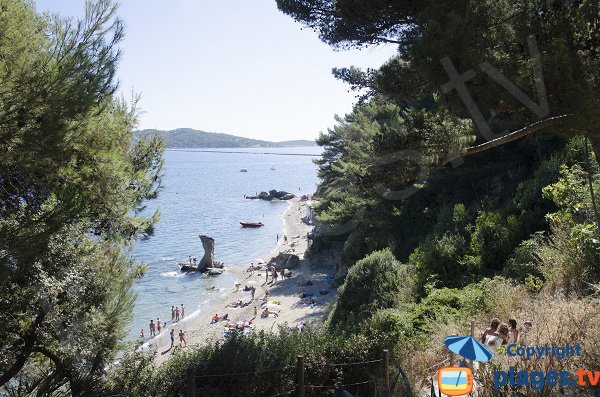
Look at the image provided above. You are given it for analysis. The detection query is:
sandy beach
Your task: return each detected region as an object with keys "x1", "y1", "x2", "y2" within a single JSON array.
[{"x1": 146, "y1": 198, "x2": 337, "y2": 365}]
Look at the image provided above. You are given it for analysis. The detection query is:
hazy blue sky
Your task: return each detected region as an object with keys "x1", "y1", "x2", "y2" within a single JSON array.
[{"x1": 35, "y1": 1, "x2": 397, "y2": 141}]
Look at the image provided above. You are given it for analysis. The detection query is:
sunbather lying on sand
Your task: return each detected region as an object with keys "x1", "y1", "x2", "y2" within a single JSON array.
[
  {"x1": 210, "y1": 313, "x2": 229, "y2": 324},
  {"x1": 297, "y1": 278, "x2": 313, "y2": 287},
  {"x1": 227, "y1": 300, "x2": 244, "y2": 308}
]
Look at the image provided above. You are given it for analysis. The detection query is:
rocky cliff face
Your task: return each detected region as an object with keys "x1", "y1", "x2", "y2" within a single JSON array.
[{"x1": 199, "y1": 235, "x2": 215, "y2": 271}]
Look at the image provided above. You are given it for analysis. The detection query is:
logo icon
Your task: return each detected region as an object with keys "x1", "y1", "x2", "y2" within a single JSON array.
[
  {"x1": 438, "y1": 366, "x2": 473, "y2": 396},
  {"x1": 435, "y1": 335, "x2": 494, "y2": 395}
]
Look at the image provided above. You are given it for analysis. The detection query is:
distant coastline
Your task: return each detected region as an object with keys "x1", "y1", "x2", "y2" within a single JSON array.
[{"x1": 135, "y1": 128, "x2": 317, "y2": 148}]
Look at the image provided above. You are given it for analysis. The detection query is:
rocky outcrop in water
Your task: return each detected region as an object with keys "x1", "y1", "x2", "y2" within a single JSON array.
[
  {"x1": 245, "y1": 190, "x2": 295, "y2": 201},
  {"x1": 199, "y1": 235, "x2": 215, "y2": 271}
]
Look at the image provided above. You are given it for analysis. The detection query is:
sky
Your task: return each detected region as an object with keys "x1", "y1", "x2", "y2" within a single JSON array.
[{"x1": 34, "y1": 1, "x2": 398, "y2": 141}]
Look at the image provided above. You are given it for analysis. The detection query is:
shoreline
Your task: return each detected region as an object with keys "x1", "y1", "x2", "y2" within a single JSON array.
[{"x1": 145, "y1": 198, "x2": 337, "y2": 365}]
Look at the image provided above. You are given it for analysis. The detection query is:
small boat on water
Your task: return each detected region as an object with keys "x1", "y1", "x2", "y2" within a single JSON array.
[
  {"x1": 240, "y1": 222, "x2": 264, "y2": 228},
  {"x1": 270, "y1": 166, "x2": 276, "y2": 170},
  {"x1": 240, "y1": 168, "x2": 248, "y2": 172}
]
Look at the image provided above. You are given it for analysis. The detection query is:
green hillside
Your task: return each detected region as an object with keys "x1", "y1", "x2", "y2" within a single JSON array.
[{"x1": 135, "y1": 128, "x2": 316, "y2": 148}]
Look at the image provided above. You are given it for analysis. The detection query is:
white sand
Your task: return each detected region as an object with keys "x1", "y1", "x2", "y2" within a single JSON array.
[{"x1": 150, "y1": 198, "x2": 337, "y2": 365}]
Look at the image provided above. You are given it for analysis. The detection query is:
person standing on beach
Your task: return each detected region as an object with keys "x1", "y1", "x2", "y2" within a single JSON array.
[
  {"x1": 169, "y1": 329, "x2": 175, "y2": 349},
  {"x1": 251, "y1": 286, "x2": 255, "y2": 300},
  {"x1": 265, "y1": 268, "x2": 269, "y2": 284},
  {"x1": 276, "y1": 234, "x2": 279, "y2": 241},
  {"x1": 149, "y1": 319, "x2": 155, "y2": 337},
  {"x1": 272, "y1": 268, "x2": 278, "y2": 284},
  {"x1": 181, "y1": 304, "x2": 185, "y2": 319},
  {"x1": 179, "y1": 330, "x2": 186, "y2": 347},
  {"x1": 156, "y1": 318, "x2": 162, "y2": 334},
  {"x1": 171, "y1": 306, "x2": 175, "y2": 322},
  {"x1": 254, "y1": 306, "x2": 257, "y2": 318}
]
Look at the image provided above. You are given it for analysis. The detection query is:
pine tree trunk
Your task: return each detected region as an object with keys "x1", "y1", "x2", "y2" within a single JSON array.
[{"x1": 588, "y1": 133, "x2": 600, "y2": 166}]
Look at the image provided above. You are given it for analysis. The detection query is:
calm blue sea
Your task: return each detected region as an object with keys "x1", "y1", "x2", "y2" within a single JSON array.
[{"x1": 128, "y1": 147, "x2": 321, "y2": 340}]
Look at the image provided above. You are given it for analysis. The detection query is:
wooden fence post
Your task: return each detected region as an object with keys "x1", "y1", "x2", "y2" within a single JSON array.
[
  {"x1": 383, "y1": 349, "x2": 390, "y2": 397},
  {"x1": 297, "y1": 355, "x2": 305, "y2": 397},
  {"x1": 186, "y1": 367, "x2": 196, "y2": 397}
]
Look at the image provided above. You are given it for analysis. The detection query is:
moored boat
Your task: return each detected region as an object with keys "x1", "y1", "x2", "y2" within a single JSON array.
[{"x1": 240, "y1": 221, "x2": 264, "y2": 228}]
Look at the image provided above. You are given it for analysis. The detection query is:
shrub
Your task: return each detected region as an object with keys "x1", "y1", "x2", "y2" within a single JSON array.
[
  {"x1": 503, "y1": 232, "x2": 545, "y2": 281},
  {"x1": 328, "y1": 248, "x2": 414, "y2": 328},
  {"x1": 108, "y1": 328, "x2": 389, "y2": 397},
  {"x1": 410, "y1": 232, "x2": 478, "y2": 291},
  {"x1": 470, "y1": 211, "x2": 519, "y2": 271}
]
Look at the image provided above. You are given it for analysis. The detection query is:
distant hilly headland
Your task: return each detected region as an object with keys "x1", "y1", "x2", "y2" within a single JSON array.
[{"x1": 135, "y1": 128, "x2": 317, "y2": 148}]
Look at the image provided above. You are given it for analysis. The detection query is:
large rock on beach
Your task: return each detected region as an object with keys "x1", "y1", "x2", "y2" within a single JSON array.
[
  {"x1": 198, "y1": 235, "x2": 215, "y2": 271},
  {"x1": 268, "y1": 252, "x2": 300, "y2": 270}
]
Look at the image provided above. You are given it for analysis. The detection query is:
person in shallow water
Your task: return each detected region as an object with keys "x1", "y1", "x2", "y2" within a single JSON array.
[
  {"x1": 181, "y1": 304, "x2": 185, "y2": 319},
  {"x1": 149, "y1": 319, "x2": 155, "y2": 337},
  {"x1": 175, "y1": 306, "x2": 180, "y2": 322}
]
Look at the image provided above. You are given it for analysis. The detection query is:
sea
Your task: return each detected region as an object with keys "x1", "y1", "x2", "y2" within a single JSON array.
[{"x1": 127, "y1": 147, "x2": 321, "y2": 340}]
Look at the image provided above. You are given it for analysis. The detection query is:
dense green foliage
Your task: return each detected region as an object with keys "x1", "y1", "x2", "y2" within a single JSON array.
[
  {"x1": 328, "y1": 248, "x2": 414, "y2": 327},
  {"x1": 277, "y1": 0, "x2": 600, "y2": 154},
  {"x1": 0, "y1": 1, "x2": 164, "y2": 395},
  {"x1": 104, "y1": 328, "x2": 389, "y2": 397},
  {"x1": 136, "y1": 128, "x2": 316, "y2": 148}
]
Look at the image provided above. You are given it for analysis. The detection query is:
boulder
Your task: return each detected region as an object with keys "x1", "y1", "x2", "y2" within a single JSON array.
[
  {"x1": 249, "y1": 190, "x2": 296, "y2": 201},
  {"x1": 198, "y1": 235, "x2": 215, "y2": 271},
  {"x1": 257, "y1": 191, "x2": 271, "y2": 200},
  {"x1": 179, "y1": 263, "x2": 196, "y2": 272},
  {"x1": 268, "y1": 252, "x2": 300, "y2": 271}
]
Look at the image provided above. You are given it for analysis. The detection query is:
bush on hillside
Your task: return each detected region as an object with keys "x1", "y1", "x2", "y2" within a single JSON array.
[
  {"x1": 104, "y1": 328, "x2": 390, "y2": 397},
  {"x1": 503, "y1": 232, "x2": 545, "y2": 282},
  {"x1": 328, "y1": 248, "x2": 414, "y2": 328},
  {"x1": 409, "y1": 232, "x2": 479, "y2": 292}
]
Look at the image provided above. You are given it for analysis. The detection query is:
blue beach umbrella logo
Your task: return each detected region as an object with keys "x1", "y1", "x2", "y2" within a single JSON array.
[{"x1": 444, "y1": 335, "x2": 494, "y2": 362}]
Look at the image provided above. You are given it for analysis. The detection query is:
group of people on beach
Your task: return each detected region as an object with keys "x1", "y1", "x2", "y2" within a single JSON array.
[
  {"x1": 481, "y1": 317, "x2": 533, "y2": 350},
  {"x1": 140, "y1": 304, "x2": 188, "y2": 349}
]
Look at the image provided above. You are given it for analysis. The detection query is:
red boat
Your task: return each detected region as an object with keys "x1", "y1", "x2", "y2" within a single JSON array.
[{"x1": 240, "y1": 222, "x2": 264, "y2": 228}]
